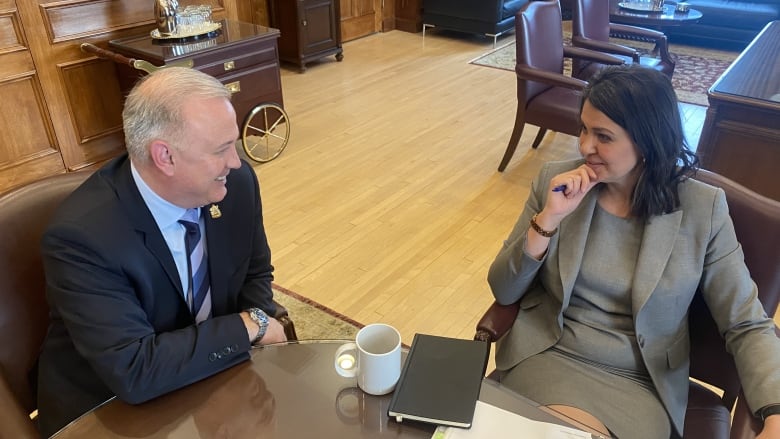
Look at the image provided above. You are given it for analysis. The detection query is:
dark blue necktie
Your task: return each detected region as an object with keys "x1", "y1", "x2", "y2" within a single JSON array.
[{"x1": 179, "y1": 208, "x2": 211, "y2": 323}]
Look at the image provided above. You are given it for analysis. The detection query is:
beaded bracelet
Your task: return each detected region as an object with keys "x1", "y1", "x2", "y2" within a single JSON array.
[{"x1": 530, "y1": 213, "x2": 557, "y2": 238}]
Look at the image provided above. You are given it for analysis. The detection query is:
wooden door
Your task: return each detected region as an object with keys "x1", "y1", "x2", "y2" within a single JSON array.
[{"x1": 339, "y1": 0, "x2": 382, "y2": 41}]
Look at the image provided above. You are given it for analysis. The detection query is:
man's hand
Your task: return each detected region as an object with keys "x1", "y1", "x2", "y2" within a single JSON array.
[
  {"x1": 256, "y1": 317, "x2": 287, "y2": 345},
  {"x1": 240, "y1": 312, "x2": 287, "y2": 345}
]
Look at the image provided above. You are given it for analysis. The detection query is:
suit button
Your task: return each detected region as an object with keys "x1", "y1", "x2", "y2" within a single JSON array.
[
  {"x1": 637, "y1": 335, "x2": 645, "y2": 348},
  {"x1": 230, "y1": 344, "x2": 239, "y2": 353},
  {"x1": 221, "y1": 347, "x2": 231, "y2": 355},
  {"x1": 208, "y1": 352, "x2": 218, "y2": 362}
]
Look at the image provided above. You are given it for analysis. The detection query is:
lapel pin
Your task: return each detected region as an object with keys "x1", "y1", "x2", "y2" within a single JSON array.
[{"x1": 209, "y1": 204, "x2": 222, "y2": 219}]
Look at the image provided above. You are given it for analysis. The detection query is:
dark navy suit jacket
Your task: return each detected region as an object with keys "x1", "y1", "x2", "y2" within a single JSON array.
[{"x1": 37, "y1": 154, "x2": 276, "y2": 436}]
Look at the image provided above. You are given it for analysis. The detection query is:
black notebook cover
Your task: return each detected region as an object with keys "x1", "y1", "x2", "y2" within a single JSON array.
[{"x1": 387, "y1": 333, "x2": 489, "y2": 428}]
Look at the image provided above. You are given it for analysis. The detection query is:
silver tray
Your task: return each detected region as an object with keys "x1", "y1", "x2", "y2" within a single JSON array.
[
  {"x1": 150, "y1": 21, "x2": 222, "y2": 40},
  {"x1": 618, "y1": 2, "x2": 663, "y2": 12}
]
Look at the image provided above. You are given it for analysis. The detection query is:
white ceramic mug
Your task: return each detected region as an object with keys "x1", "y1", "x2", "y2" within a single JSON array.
[{"x1": 334, "y1": 323, "x2": 402, "y2": 395}]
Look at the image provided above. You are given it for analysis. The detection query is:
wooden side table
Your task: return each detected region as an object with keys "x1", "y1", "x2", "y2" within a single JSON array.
[{"x1": 267, "y1": 0, "x2": 344, "y2": 72}]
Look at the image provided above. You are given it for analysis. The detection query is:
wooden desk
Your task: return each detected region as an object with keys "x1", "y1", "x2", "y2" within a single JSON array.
[
  {"x1": 696, "y1": 21, "x2": 780, "y2": 201},
  {"x1": 109, "y1": 20, "x2": 283, "y2": 129},
  {"x1": 51, "y1": 341, "x2": 601, "y2": 438}
]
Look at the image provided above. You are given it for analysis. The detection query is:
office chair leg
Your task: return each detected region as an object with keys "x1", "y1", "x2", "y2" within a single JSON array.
[{"x1": 531, "y1": 128, "x2": 547, "y2": 149}]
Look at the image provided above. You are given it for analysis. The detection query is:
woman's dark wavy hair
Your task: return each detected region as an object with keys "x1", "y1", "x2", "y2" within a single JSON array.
[{"x1": 580, "y1": 64, "x2": 698, "y2": 221}]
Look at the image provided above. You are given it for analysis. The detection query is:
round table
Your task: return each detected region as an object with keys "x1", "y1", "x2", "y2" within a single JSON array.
[
  {"x1": 609, "y1": 1, "x2": 703, "y2": 27},
  {"x1": 51, "y1": 340, "x2": 602, "y2": 438}
]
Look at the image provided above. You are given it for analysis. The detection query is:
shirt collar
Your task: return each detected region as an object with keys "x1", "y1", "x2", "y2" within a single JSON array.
[{"x1": 131, "y1": 162, "x2": 197, "y2": 230}]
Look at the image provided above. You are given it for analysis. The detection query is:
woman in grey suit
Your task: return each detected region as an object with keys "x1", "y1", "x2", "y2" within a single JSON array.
[{"x1": 488, "y1": 65, "x2": 780, "y2": 439}]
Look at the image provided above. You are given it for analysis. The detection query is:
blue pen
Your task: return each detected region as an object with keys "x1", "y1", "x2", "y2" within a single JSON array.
[{"x1": 552, "y1": 184, "x2": 567, "y2": 192}]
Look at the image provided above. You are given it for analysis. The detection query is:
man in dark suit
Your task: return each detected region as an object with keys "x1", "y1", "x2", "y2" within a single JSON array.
[{"x1": 37, "y1": 67, "x2": 287, "y2": 437}]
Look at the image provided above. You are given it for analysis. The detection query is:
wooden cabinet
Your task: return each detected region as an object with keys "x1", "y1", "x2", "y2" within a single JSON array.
[
  {"x1": 697, "y1": 21, "x2": 780, "y2": 201},
  {"x1": 268, "y1": 0, "x2": 343, "y2": 72},
  {"x1": 395, "y1": 0, "x2": 422, "y2": 33},
  {"x1": 109, "y1": 20, "x2": 283, "y2": 127}
]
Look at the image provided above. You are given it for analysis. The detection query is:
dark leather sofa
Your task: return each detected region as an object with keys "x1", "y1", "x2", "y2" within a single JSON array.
[
  {"x1": 422, "y1": 0, "x2": 529, "y2": 45},
  {"x1": 658, "y1": 0, "x2": 779, "y2": 48}
]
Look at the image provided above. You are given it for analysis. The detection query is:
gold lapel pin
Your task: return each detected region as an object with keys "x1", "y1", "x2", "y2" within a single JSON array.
[{"x1": 209, "y1": 204, "x2": 222, "y2": 219}]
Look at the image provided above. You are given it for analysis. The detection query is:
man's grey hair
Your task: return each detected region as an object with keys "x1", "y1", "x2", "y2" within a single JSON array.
[{"x1": 122, "y1": 67, "x2": 231, "y2": 162}]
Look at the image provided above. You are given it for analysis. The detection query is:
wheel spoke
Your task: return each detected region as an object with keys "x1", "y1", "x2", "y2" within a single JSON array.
[{"x1": 241, "y1": 103, "x2": 290, "y2": 163}]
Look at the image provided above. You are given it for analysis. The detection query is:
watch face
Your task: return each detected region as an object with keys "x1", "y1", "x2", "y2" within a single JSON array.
[
  {"x1": 252, "y1": 308, "x2": 268, "y2": 325},
  {"x1": 249, "y1": 308, "x2": 268, "y2": 343}
]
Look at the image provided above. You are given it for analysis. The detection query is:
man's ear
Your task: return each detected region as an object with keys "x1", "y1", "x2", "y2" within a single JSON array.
[{"x1": 150, "y1": 140, "x2": 176, "y2": 177}]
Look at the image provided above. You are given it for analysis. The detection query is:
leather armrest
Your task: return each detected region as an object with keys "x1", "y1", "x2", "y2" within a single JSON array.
[
  {"x1": 516, "y1": 63, "x2": 588, "y2": 90},
  {"x1": 272, "y1": 300, "x2": 298, "y2": 341},
  {"x1": 0, "y1": 373, "x2": 39, "y2": 439},
  {"x1": 731, "y1": 389, "x2": 762, "y2": 439},
  {"x1": 571, "y1": 36, "x2": 640, "y2": 62},
  {"x1": 474, "y1": 301, "x2": 521, "y2": 343},
  {"x1": 563, "y1": 46, "x2": 625, "y2": 66}
]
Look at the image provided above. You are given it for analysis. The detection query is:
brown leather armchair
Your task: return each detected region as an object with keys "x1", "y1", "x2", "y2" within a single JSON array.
[
  {"x1": 474, "y1": 169, "x2": 780, "y2": 439},
  {"x1": 571, "y1": 0, "x2": 676, "y2": 81},
  {"x1": 0, "y1": 171, "x2": 296, "y2": 438},
  {"x1": 498, "y1": 0, "x2": 623, "y2": 172}
]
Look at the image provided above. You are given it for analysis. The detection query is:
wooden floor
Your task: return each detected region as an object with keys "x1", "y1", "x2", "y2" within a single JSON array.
[{"x1": 252, "y1": 29, "x2": 772, "y2": 349}]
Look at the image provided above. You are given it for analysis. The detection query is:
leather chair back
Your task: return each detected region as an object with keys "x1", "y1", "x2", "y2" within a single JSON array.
[
  {"x1": 572, "y1": 0, "x2": 611, "y2": 42},
  {"x1": 684, "y1": 169, "x2": 780, "y2": 439},
  {"x1": 689, "y1": 169, "x2": 780, "y2": 394},
  {"x1": 516, "y1": 0, "x2": 565, "y2": 102},
  {"x1": 0, "y1": 172, "x2": 91, "y2": 415},
  {"x1": 0, "y1": 172, "x2": 91, "y2": 438}
]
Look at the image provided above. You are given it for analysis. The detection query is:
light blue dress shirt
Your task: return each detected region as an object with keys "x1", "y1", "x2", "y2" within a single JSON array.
[{"x1": 130, "y1": 163, "x2": 206, "y2": 298}]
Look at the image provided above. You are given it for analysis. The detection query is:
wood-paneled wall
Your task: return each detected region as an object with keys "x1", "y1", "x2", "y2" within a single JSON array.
[{"x1": 0, "y1": 0, "x2": 237, "y2": 194}]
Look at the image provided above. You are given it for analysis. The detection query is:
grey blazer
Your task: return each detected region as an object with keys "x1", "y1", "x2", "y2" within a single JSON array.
[{"x1": 488, "y1": 159, "x2": 780, "y2": 435}]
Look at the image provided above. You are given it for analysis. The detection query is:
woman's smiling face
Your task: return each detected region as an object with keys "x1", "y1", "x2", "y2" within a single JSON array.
[{"x1": 578, "y1": 99, "x2": 643, "y2": 188}]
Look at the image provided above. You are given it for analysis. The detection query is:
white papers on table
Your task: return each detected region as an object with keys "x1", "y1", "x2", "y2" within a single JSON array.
[{"x1": 432, "y1": 400, "x2": 592, "y2": 439}]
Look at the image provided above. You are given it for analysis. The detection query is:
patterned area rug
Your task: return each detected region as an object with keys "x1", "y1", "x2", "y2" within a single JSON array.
[
  {"x1": 273, "y1": 283, "x2": 362, "y2": 340},
  {"x1": 469, "y1": 33, "x2": 739, "y2": 106}
]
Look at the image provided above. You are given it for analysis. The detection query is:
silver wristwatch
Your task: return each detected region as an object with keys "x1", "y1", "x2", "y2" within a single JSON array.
[{"x1": 247, "y1": 308, "x2": 269, "y2": 343}]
